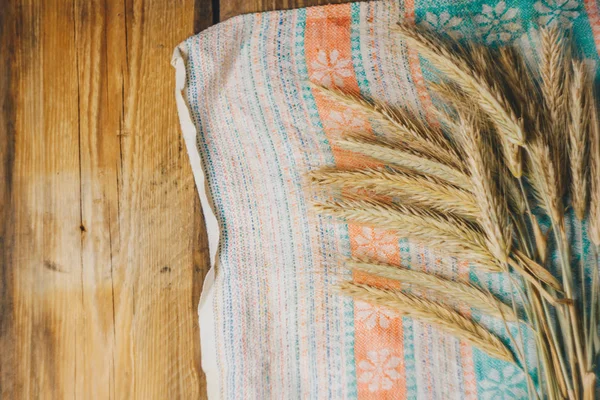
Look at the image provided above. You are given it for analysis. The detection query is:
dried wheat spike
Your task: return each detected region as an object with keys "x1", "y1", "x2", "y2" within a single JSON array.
[
  {"x1": 308, "y1": 167, "x2": 479, "y2": 220},
  {"x1": 540, "y1": 27, "x2": 570, "y2": 201},
  {"x1": 347, "y1": 259, "x2": 518, "y2": 321},
  {"x1": 336, "y1": 134, "x2": 471, "y2": 190},
  {"x1": 314, "y1": 196, "x2": 502, "y2": 272},
  {"x1": 458, "y1": 113, "x2": 513, "y2": 264},
  {"x1": 430, "y1": 83, "x2": 526, "y2": 214},
  {"x1": 339, "y1": 282, "x2": 515, "y2": 363},
  {"x1": 309, "y1": 82, "x2": 464, "y2": 170},
  {"x1": 527, "y1": 125, "x2": 565, "y2": 226},
  {"x1": 568, "y1": 60, "x2": 590, "y2": 220},
  {"x1": 393, "y1": 23, "x2": 525, "y2": 151}
]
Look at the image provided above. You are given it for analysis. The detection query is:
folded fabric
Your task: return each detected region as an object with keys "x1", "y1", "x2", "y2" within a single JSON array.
[{"x1": 173, "y1": 1, "x2": 600, "y2": 398}]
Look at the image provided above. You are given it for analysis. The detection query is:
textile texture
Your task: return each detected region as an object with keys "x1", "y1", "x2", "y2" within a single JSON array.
[{"x1": 173, "y1": 0, "x2": 600, "y2": 398}]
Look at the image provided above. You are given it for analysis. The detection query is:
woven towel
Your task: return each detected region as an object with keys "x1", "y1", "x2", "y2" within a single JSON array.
[{"x1": 173, "y1": 1, "x2": 600, "y2": 398}]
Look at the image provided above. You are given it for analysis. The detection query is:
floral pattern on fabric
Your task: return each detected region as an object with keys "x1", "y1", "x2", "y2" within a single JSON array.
[
  {"x1": 474, "y1": 1, "x2": 522, "y2": 44},
  {"x1": 324, "y1": 108, "x2": 368, "y2": 139},
  {"x1": 422, "y1": 11, "x2": 464, "y2": 39},
  {"x1": 355, "y1": 301, "x2": 398, "y2": 330},
  {"x1": 353, "y1": 227, "x2": 399, "y2": 260},
  {"x1": 310, "y1": 49, "x2": 353, "y2": 87},
  {"x1": 479, "y1": 365, "x2": 528, "y2": 399},
  {"x1": 358, "y1": 348, "x2": 403, "y2": 392},
  {"x1": 534, "y1": 0, "x2": 580, "y2": 27}
]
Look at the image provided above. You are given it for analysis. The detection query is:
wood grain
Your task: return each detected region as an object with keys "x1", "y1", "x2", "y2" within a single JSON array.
[
  {"x1": 0, "y1": 0, "x2": 207, "y2": 398},
  {"x1": 0, "y1": 0, "x2": 343, "y2": 398},
  {"x1": 220, "y1": 0, "x2": 354, "y2": 21}
]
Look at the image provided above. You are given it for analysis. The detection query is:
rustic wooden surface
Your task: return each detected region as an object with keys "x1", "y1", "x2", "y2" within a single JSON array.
[
  {"x1": 0, "y1": 0, "x2": 350, "y2": 399},
  {"x1": 219, "y1": 0, "x2": 354, "y2": 22}
]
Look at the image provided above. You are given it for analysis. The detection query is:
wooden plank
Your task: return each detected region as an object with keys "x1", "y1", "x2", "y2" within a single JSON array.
[
  {"x1": 220, "y1": 0, "x2": 354, "y2": 21},
  {"x1": 195, "y1": 0, "x2": 215, "y2": 33},
  {"x1": 74, "y1": 0, "x2": 120, "y2": 396},
  {"x1": 112, "y1": 0, "x2": 205, "y2": 397},
  {"x1": 1, "y1": 1, "x2": 84, "y2": 398},
  {"x1": 0, "y1": 0, "x2": 208, "y2": 398}
]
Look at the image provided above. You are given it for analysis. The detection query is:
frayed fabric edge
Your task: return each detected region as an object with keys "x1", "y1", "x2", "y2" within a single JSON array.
[{"x1": 172, "y1": 43, "x2": 221, "y2": 400}]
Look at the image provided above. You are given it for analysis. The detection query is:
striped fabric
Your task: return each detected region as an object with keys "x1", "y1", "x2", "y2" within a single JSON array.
[{"x1": 173, "y1": 1, "x2": 600, "y2": 398}]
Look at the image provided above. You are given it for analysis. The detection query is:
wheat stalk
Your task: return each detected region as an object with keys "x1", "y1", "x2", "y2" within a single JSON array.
[
  {"x1": 392, "y1": 23, "x2": 525, "y2": 150},
  {"x1": 339, "y1": 282, "x2": 515, "y2": 363},
  {"x1": 336, "y1": 134, "x2": 471, "y2": 190},
  {"x1": 347, "y1": 259, "x2": 518, "y2": 321},
  {"x1": 314, "y1": 196, "x2": 502, "y2": 271},
  {"x1": 308, "y1": 167, "x2": 479, "y2": 220}
]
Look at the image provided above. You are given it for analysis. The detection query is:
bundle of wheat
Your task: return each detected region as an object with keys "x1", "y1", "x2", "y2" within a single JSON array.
[{"x1": 309, "y1": 23, "x2": 600, "y2": 400}]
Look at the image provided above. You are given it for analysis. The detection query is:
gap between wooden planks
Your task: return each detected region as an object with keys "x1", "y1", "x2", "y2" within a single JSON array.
[{"x1": 0, "y1": 0, "x2": 349, "y2": 399}]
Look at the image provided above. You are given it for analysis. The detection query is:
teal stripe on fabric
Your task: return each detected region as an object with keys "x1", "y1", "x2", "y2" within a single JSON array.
[
  {"x1": 294, "y1": 9, "x2": 320, "y2": 397},
  {"x1": 400, "y1": 238, "x2": 419, "y2": 398},
  {"x1": 351, "y1": 2, "x2": 371, "y2": 97},
  {"x1": 474, "y1": 350, "x2": 529, "y2": 399},
  {"x1": 184, "y1": 34, "x2": 233, "y2": 399}
]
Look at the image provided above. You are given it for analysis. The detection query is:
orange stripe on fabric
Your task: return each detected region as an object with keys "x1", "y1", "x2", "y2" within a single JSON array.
[
  {"x1": 305, "y1": 4, "x2": 406, "y2": 399},
  {"x1": 584, "y1": 0, "x2": 600, "y2": 56}
]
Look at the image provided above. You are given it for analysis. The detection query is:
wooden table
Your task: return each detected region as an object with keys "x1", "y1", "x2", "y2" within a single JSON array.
[{"x1": 0, "y1": 0, "x2": 350, "y2": 398}]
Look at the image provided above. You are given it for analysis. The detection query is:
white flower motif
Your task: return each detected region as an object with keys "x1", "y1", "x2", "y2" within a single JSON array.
[
  {"x1": 534, "y1": 0, "x2": 580, "y2": 28},
  {"x1": 310, "y1": 49, "x2": 353, "y2": 88},
  {"x1": 479, "y1": 365, "x2": 528, "y2": 399},
  {"x1": 475, "y1": 2, "x2": 521, "y2": 44},
  {"x1": 354, "y1": 227, "x2": 398, "y2": 260},
  {"x1": 323, "y1": 108, "x2": 367, "y2": 138},
  {"x1": 358, "y1": 348, "x2": 402, "y2": 392},
  {"x1": 356, "y1": 301, "x2": 398, "y2": 329},
  {"x1": 422, "y1": 11, "x2": 463, "y2": 39}
]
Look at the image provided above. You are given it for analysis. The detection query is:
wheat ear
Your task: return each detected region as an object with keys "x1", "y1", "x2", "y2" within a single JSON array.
[
  {"x1": 568, "y1": 60, "x2": 590, "y2": 220},
  {"x1": 347, "y1": 259, "x2": 518, "y2": 321},
  {"x1": 540, "y1": 27, "x2": 570, "y2": 200},
  {"x1": 314, "y1": 196, "x2": 501, "y2": 271},
  {"x1": 430, "y1": 78, "x2": 522, "y2": 185},
  {"x1": 526, "y1": 129, "x2": 565, "y2": 227},
  {"x1": 458, "y1": 114, "x2": 513, "y2": 264},
  {"x1": 310, "y1": 82, "x2": 463, "y2": 169},
  {"x1": 392, "y1": 23, "x2": 525, "y2": 149},
  {"x1": 336, "y1": 134, "x2": 471, "y2": 190},
  {"x1": 308, "y1": 167, "x2": 479, "y2": 220},
  {"x1": 339, "y1": 282, "x2": 515, "y2": 363},
  {"x1": 430, "y1": 85, "x2": 526, "y2": 214},
  {"x1": 464, "y1": 44, "x2": 525, "y2": 179}
]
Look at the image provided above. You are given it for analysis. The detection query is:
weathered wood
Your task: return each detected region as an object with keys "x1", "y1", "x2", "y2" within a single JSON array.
[
  {"x1": 0, "y1": 0, "x2": 207, "y2": 398},
  {"x1": 220, "y1": 0, "x2": 354, "y2": 21},
  {"x1": 1, "y1": 1, "x2": 84, "y2": 398},
  {"x1": 195, "y1": 0, "x2": 216, "y2": 33}
]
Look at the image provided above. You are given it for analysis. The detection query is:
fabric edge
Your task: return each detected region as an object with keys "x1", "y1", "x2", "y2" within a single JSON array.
[{"x1": 171, "y1": 44, "x2": 221, "y2": 400}]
